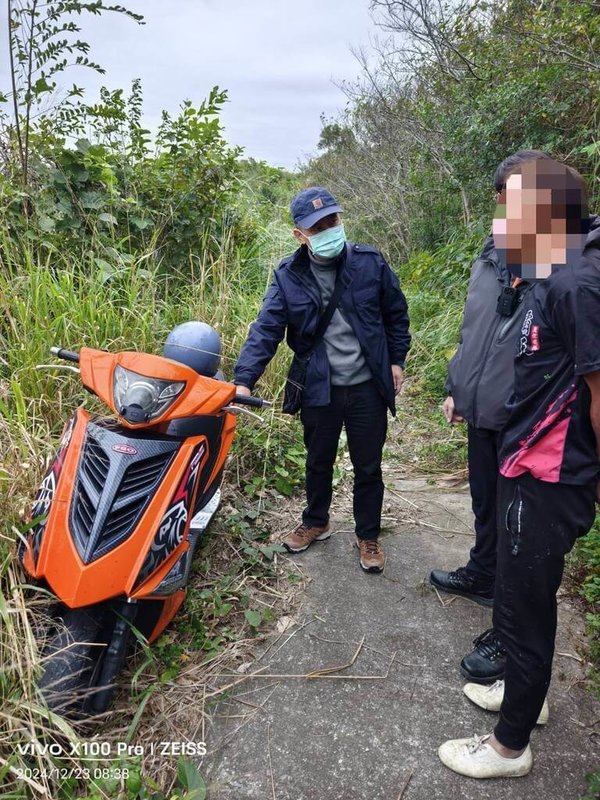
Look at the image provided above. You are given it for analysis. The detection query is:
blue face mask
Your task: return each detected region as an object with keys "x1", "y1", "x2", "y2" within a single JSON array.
[{"x1": 308, "y1": 223, "x2": 346, "y2": 259}]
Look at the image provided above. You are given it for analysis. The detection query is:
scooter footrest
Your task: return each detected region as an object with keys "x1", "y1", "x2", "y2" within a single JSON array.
[{"x1": 189, "y1": 488, "x2": 221, "y2": 532}]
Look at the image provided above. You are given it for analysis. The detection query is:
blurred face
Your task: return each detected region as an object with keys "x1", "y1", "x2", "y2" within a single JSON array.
[
  {"x1": 492, "y1": 162, "x2": 587, "y2": 279},
  {"x1": 292, "y1": 212, "x2": 341, "y2": 247}
]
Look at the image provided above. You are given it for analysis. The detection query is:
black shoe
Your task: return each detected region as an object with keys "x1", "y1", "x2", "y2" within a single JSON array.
[
  {"x1": 460, "y1": 627, "x2": 506, "y2": 683},
  {"x1": 429, "y1": 566, "x2": 494, "y2": 608}
]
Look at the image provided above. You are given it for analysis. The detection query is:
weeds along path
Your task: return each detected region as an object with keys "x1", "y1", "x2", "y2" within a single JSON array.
[{"x1": 198, "y1": 399, "x2": 600, "y2": 800}]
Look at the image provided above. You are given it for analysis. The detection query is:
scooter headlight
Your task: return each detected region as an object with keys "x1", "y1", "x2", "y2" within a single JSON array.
[{"x1": 113, "y1": 366, "x2": 185, "y2": 423}]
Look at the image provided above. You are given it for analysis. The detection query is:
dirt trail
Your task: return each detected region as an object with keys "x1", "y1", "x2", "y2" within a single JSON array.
[{"x1": 199, "y1": 418, "x2": 600, "y2": 800}]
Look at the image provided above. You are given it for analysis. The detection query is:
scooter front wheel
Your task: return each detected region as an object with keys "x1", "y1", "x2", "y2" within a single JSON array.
[{"x1": 37, "y1": 606, "x2": 106, "y2": 715}]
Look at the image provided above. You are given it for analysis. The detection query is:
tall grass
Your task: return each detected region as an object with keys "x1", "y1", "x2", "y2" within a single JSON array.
[{"x1": 0, "y1": 219, "x2": 296, "y2": 472}]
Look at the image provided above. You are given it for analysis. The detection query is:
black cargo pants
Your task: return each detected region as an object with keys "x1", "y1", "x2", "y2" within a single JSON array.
[
  {"x1": 300, "y1": 379, "x2": 388, "y2": 541},
  {"x1": 493, "y1": 472, "x2": 596, "y2": 750}
]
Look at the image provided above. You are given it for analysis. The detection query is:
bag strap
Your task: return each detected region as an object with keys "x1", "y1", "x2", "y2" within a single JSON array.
[{"x1": 310, "y1": 254, "x2": 347, "y2": 350}]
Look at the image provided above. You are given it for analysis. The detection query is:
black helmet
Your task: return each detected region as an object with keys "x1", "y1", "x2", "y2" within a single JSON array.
[{"x1": 163, "y1": 321, "x2": 221, "y2": 376}]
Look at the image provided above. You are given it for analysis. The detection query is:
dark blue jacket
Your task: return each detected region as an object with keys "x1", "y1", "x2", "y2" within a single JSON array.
[{"x1": 233, "y1": 242, "x2": 411, "y2": 415}]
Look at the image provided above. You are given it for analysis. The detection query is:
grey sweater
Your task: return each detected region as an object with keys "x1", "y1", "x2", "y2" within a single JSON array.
[{"x1": 309, "y1": 255, "x2": 372, "y2": 386}]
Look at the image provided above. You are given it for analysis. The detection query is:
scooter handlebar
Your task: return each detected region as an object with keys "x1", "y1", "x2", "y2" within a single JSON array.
[
  {"x1": 233, "y1": 394, "x2": 272, "y2": 408},
  {"x1": 50, "y1": 346, "x2": 80, "y2": 363}
]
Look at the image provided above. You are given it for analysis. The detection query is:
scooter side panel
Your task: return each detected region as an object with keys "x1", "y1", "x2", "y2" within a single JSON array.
[
  {"x1": 35, "y1": 418, "x2": 210, "y2": 607},
  {"x1": 204, "y1": 411, "x2": 237, "y2": 489},
  {"x1": 146, "y1": 589, "x2": 186, "y2": 644},
  {"x1": 130, "y1": 438, "x2": 212, "y2": 598},
  {"x1": 21, "y1": 411, "x2": 81, "y2": 576}
]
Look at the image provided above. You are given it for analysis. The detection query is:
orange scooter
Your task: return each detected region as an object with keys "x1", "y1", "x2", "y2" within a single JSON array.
[{"x1": 18, "y1": 341, "x2": 269, "y2": 714}]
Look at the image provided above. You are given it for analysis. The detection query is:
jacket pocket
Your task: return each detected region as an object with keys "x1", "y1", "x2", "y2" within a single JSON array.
[
  {"x1": 287, "y1": 296, "x2": 318, "y2": 337},
  {"x1": 353, "y1": 286, "x2": 380, "y2": 316},
  {"x1": 504, "y1": 484, "x2": 524, "y2": 556}
]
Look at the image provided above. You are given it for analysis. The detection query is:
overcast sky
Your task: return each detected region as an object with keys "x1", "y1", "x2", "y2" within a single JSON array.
[{"x1": 2, "y1": 0, "x2": 383, "y2": 170}]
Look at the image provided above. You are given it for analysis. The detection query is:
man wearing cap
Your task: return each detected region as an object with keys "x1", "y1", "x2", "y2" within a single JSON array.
[{"x1": 233, "y1": 187, "x2": 411, "y2": 573}]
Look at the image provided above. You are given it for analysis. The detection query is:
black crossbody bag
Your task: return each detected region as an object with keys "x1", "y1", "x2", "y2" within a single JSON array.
[{"x1": 282, "y1": 263, "x2": 346, "y2": 415}]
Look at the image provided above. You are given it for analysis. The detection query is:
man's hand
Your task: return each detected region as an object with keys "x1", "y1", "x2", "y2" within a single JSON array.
[
  {"x1": 391, "y1": 365, "x2": 404, "y2": 395},
  {"x1": 235, "y1": 385, "x2": 252, "y2": 397},
  {"x1": 442, "y1": 395, "x2": 465, "y2": 425}
]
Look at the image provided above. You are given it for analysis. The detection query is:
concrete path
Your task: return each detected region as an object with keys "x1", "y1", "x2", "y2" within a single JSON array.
[{"x1": 201, "y1": 479, "x2": 600, "y2": 800}]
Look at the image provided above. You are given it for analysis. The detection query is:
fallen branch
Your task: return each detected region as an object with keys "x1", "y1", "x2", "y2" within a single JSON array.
[
  {"x1": 396, "y1": 768, "x2": 414, "y2": 800},
  {"x1": 305, "y1": 634, "x2": 365, "y2": 677},
  {"x1": 216, "y1": 648, "x2": 397, "y2": 682},
  {"x1": 432, "y1": 584, "x2": 457, "y2": 608},
  {"x1": 556, "y1": 651, "x2": 583, "y2": 663},
  {"x1": 267, "y1": 721, "x2": 276, "y2": 800},
  {"x1": 203, "y1": 665, "x2": 271, "y2": 699}
]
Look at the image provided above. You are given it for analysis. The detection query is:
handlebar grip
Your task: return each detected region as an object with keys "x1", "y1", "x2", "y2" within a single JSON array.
[
  {"x1": 234, "y1": 394, "x2": 272, "y2": 408},
  {"x1": 50, "y1": 347, "x2": 80, "y2": 363}
]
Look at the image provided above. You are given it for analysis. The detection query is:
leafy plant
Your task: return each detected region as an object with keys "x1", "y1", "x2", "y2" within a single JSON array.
[
  {"x1": 4, "y1": 0, "x2": 144, "y2": 188},
  {"x1": 581, "y1": 769, "x2": 600, "y2": 800},
  {"x1": 570, "y1": 519, "x2": 600, "y2": 689}
]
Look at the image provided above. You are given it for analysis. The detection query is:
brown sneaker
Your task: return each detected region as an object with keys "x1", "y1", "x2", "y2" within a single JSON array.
[
  {"x1": 282, "y1": 522, "x2": 331, "y2": 553},
  {"x1": 355, "y1": 538, "x2": 385, "y2": 573}
]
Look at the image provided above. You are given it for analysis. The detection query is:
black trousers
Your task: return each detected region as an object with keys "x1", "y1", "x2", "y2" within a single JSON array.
[
  {"x1": 300, "y1": 379, "x2": 388, "y2": 540},
  {"x1": 493, "y1": 473, "x2": 596, "y2": 750},
  {"x1": 465, "y1": 425, "x2": 500, "y2": 582}
]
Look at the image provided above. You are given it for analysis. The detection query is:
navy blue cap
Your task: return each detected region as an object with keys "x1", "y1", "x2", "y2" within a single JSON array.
[{"x1": 290, "y1": 186, "x2": 343, "y2": 229}]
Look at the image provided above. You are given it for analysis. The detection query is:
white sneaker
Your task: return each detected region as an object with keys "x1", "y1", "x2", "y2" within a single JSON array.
[
  {"x1": 438, "y1": 733, "x2": 533, "y2": 778},
  {"x1": 463, "y1": 680, "x2": 549, "y2": 725}
]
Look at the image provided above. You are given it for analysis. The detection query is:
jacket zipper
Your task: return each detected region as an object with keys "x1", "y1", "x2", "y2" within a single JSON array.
[
  {"x1": 288, "y1": 265, "x2": 330, "y2": 403},
  {"x1": 471, "y1": 261, "x2": 505, "y2": 424},
  {"x1": 504, "y1": 484, "x2": 523, "y2": 556}
]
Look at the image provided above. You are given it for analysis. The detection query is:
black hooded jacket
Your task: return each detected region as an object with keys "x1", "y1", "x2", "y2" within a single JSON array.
[{"x1": 446, "y1": 216, "x2": 600, "y2": 431}]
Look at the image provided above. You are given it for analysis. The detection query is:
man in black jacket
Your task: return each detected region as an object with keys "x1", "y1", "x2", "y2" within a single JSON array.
[
  {"x1": 429, "y1": 150, "x2": 551, "y2": 682},
  {"x1": 234, "y1": 187, "x2": 411, "y2": 573}
]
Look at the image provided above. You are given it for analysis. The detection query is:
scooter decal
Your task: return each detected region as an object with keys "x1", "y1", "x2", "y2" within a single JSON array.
[
  {"x1": 32, "y1": 471, "x2": 56, "y2": 519},
  {"x1": 20, "y1": 415, "x2": 75, "y2": 566},
  {"x1": 46, "y1": 413, "x2": 75, "y2": 485},
  {"x1": 136, "y1": 442, "x2": 207, "y2": 583},
  {"x1": 156, "y1": 500, "x2": 188, "y2": 553}
]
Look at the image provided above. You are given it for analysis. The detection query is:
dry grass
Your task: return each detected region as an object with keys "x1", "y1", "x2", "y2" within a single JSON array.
[
  {"x1": 0, "y1": 562, "x2": 88, "y2": 797},
  {"x1": 98, "y1": 485, "x2": 308, "y2": 792}
]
